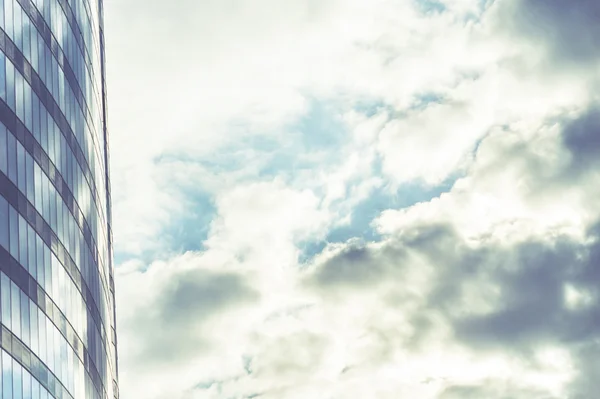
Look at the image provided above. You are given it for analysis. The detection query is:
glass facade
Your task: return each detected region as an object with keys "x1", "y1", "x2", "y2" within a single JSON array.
[{"x1": 0, "y1": 0, "x2": 118, "y2": 397}]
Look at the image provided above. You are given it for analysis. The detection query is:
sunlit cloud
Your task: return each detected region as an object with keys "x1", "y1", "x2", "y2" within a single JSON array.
[{"x1": 105, "y1": 0, "x2": 600, "y2": 398}]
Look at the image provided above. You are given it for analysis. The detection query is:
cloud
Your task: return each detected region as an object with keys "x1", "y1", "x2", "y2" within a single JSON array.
[
  {"x1": 116, "y1": 253, "x2": 260, "y2": 398},
  {"x1": 121, "y1": 264, "x2": 258, "y2": 366},
  {"x1": 105, "y1": 0, "x2": 490, "y2": 255},
  {"x1": 300, "y1": 219, "x2": 599, "y2": 398},
  {"x1": 561, "y1": 105, "x2": 600, "y2": 174},
  {"x1": 104, "y1": 0, "x2": 600, "y2": 398},
  {"x1": 439, "y1": 384, "x2": 553, "y2": 399},
  {"x1": 495, "y1": 0, "x2": 600, "y2": 67},
  {"x1": 307, "y1": 239, "x2": 400, "y2": 288}
]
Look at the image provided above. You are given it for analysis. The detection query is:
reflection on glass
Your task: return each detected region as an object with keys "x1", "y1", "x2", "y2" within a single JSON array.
[{"x1": 0, "y1": 0, "x2": 117, "y2": 397}]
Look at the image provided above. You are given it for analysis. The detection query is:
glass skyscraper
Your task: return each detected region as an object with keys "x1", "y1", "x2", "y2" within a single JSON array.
[{"x1": 0, "y1": 0, "x2": 118, "y2": 398}]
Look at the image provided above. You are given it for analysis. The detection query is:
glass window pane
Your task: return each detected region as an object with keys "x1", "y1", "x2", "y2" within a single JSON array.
[
  {"x1": 9, "y1": 205, "x2": 19, "y2": 259},
  {"x1": 2, "y1": 350, "x2": 12, "y2": 398},
  {"x1": 20, "y1": 291, "x2": 30, "y2": 346},
  {"x1": 22, "y1": 370, "x2": 31, "y2": 399},
  {"x1": 0, "y1": 123, "x2": 7, "y2": 174},
  {"x1": 17, "y1": 141, "x2": 26, "y2": 193},
  {"x1": 18, "y1": 215, "x2": 28, "y2": 270},
  {"x1": 7, "y1": 130, "x2": 17, "y2": 183},
  {"x1": 13, "y1": 360, "x2": 22, "y2": 399},
  {"x1": 1, "y1": 272, "x2": 11, "y2": 324},
  {"x1": 11, "y1": 281, "x2": 21, "y2": 337},
  {"x1": 0, "y1": 195, "x2": 8, "y2": 249},
  {"x1": 0, "y1": 53, "x2": 5, "y2": 100}
]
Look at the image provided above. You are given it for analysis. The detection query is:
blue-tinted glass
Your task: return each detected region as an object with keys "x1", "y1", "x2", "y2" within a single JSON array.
[
  {"x1": 27, "y1": 225, "x2": 36, "y2": 272},
  {"x1": 34, "y1": 235, "x2": 43, "y2": 281},
  {"x1": 23, "y1": 370, "x2": 31, "y2": 399},
  {"x1": 6, "y1": 60, "x2": 15, "y2": 110},
  {"x1": 4, "y1": 0, "x2": 13, "y2": 39},
  {"x1": 20, "y1": 291, "x2": 30, "y2": 346},
  {"x1": 10, "y1": 282, "x2": 21, "y2": 337},
  {"x1": 1, "y1": 273, "x2": 10, "y2": 324},
  {"x1": 16, "y1": 141, "x2": 26, "y2": 193},
  {"x1": 32, "y1": 378, "x2": 40, "y2": 399},
  {"x1": 34, "y1": 164, "x2": 41, "y2": 210},
  {"x1": 49, "y1": 186, "x2": 56, "y2": 232},
  {"x1": 0, "y1": 195, "x2": 8, "y2": 249},
  {"x1": 31, "y1": 30, "x2": 38, "y2": 75},
  {"x1": 22, "y1": 16, "x2": 30, "y2": 65},
  {"x1": 25, "y1": 152, "x2": 34, "y2": 202},
  {"x1": 15, "y1": 67, "x2": 24, "y2": 122},
  {"x1": 36, "y1": 237, "x2": 45, "y2": 285},
  {"x1": 29, "y1": 301, "x2": 38, "y2": 355},
  {"x1": 38, "y1": 311, "x2": 46, "y2": 364},
  {"x1": 18, "y1": 215, "x2": 28, "y2": 270},
  {"x1": 0, "y1": 54, "x2": 5, "y2": 103},
  {"x1": 9, "y1": 205, "x2": 18, "y2": 258},
  {"x1": 32, "y1": 97, "x2": 40, "y2": 141},
  {"x1": 0, "y1": 0, "x2": 4, "y2": 32},
  {"x1": 40, "y1": 111, "x2": 47, "y2": 152},
  {"x1": 24, "y1": 82, "x2": 32, "y2": 132},
  {"x1": 44, "y1": 246, "x2": 51, "y2": 291},
  {"x1": 2, "y1": 350, "x2": 12, "y2": 398},
  {"x1": 13, "y1": 361, "x2": 22, "y2": 399},
  {"x1": 41, "y1": 173, "x2": 49, "y2": 221},
  {"x1": 0, "y1": 0, "x2": 118, "y2": 396},
  {"x1": 7, "y1": 130, "x2": 17, "y2": 183},
  {"x1": 13, "y1": 3, "x2": 22, "y2": 51},
  {"x1": 0, "y1": 124, "x2": 6, "y2": 173}
]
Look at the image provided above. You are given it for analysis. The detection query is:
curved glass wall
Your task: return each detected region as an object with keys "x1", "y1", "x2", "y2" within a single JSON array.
[{"x1": 0, "y1": 0, "x2": 118, "y2": 397}]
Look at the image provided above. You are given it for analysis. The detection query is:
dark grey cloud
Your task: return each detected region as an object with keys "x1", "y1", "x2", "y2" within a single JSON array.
[
  {"x1": 561, "y1": 105, "x2": 600, "y2": 174},
  {"x1": 308, "y1": 218, "x2": 600, "y2": 396},
  {"x1": 497, "y1": 0, "x2": 600, "y2": 65},
  {"x1": 569, "y1": 340, "x2": 600, "y2": 398},
  {"x1": 449, "y1": 239, "x2": 596, "y2": 345},
  {"x1": 439, "y1": 383, "x2": 554, "y2": 399},
  {"x1": 301, "y1": 93, "x2": 600, "y2": 395},
  {"x1": 159, "y1": 269, "x2": 255, "y2": 324},
  {"x1": 307, "y1": 240, "x2": 408, "y2": 289},
  {"x1": 429, "y1": 227, "x2": 600, "y2": 397},
  {"x1": 307, "y1": 223, "x2": 460, "y2": 290},
  {"x1": 124, "y1": 269, "x2": 258, "y2": 366}
]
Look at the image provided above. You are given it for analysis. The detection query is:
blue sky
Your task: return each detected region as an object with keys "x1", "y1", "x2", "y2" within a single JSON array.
[{"x1": 105, "y1": 0, "x2": 600, "y2": 398}]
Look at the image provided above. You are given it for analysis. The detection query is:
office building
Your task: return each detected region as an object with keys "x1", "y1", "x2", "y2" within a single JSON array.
[{"x1": 0, "y1": 0, "x2": 118, "y2": 397}]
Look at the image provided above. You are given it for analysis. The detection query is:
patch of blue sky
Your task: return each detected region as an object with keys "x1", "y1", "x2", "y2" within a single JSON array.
[
  {"x1": 113, "y1": 192, "x2": 215, "y2": 267},
  {"x1": 242, "y1": 355, "x2": 253, "y2": 375},
  {"x1": 178, "y1": 99, "x2": 352, "y2": 183},
  {"x1": 353, "y1": 93, "x2": 447, "y2": 120},
  {"x1": 463, "y1": 0, "x2": 496, "y2": 23},
  {"x1": 248, "y1": 99, "x2": 352, "y2": 180},
  {"x1": 478, "y1": 0, "x2": 496, "y2": 14},
  {"x1": 413, "y1": 0, "x2": 447, "y2": 15},
  {"x1": 163, "y1": 190, "x2": 216, "y2": 254},
  {"x1": 297, "y1": 174, "x2": 459, "y2": 264},
  {"x1": 353, "y1": 100, "x2": 390, "y2": 118},
  {"x1": 413, "y1": 0, "x2": 493, "y2": 24},
  {"x1": 409, "y1": 92, "x2": 447, "y2": 111},
  {"x1": 113, "y1": 252, "x2": 134, "y2": 266},
  {"x1": 112, "y1": 168, "x2": 216, "y2": 267},
  {"x1": 121, "y1": 100, "x2": 349, "y2": 261},
  {"x1": 194, "y1": 380, "x2": 219, "y2": 390},
  {"x1": 296, "y1": 100, "x2": 348, "y2": 150}
]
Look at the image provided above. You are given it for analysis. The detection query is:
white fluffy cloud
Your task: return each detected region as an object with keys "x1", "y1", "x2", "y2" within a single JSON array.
[{"x1": 106, "y1": 0, "x2": 600, "y2": 398}]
